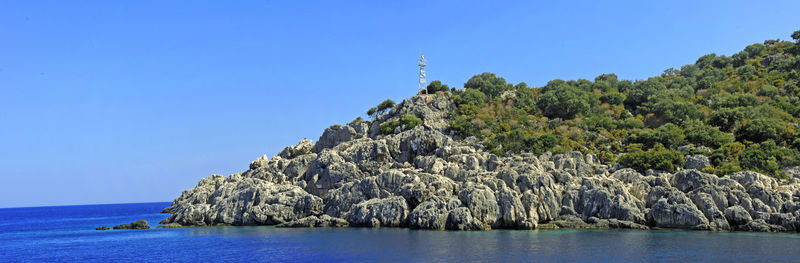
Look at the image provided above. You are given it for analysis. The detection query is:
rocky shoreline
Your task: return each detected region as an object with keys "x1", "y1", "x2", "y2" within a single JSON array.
[{"x1": 160, "y1": 94, "x2": 800, "y2": 232}]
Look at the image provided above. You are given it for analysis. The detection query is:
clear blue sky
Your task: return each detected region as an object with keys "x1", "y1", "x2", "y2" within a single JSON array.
[{"x1": 1, "y1": 1, "x2": 798, "y2": 208}]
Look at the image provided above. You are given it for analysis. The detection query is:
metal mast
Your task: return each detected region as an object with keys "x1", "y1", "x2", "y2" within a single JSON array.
[{"x1": 418, "y1": 54, "x2": 427, "y2": 94}]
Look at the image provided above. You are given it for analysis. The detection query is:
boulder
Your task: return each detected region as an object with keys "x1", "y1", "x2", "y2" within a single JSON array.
[
  {"x1": 684, "y1": 155, "x2": 710, "y2": 170},
  {"x1": 458, "y1": 184, "x2": 499, "y2": 226},
  {"x1": 312, "y1": 123, "x2": 368, "y2": 153},
  {"x1": 409, "y1": 196, "x2": 461, "y2": 229},
  {"x1": 648, "y1": 198, "x2": 709, "y2": 229},
  {"x1": 249, "y1": 155, "x2": 270, "y2": 170},
  {"x1": 671, "y1": 169, "x2": 717, "y2": 193},
  {"x1": 346, "y1": 196, "x2": 409, "y2": 227},
  {"x1": 445, "y1": 207, "x2": 488, "y2": 230},
  {"x1": 277, "y1": 138, "x2": 313, "y2": 159}
]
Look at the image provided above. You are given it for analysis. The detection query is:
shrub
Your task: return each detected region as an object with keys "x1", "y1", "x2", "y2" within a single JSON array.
[
  {"x1": 655, "y1": 123, "x2": 686, "y2": 149},
  {"x1": 757, "y1": 85, "x2": 780, "y2": 99},
  {"x1": 379, "y1": 114, "x2": 423, "y2": 135},
  {"x1": 618, "y1": 144, "x2": 685, "y2": 172},
  {"x1": 709, "y1": 107, "x2": 745, "y2": 132},
  {"x1": 683, "y1": 121, "x2": 732, "y2": 148},
  {"x1": 735, "y1": 118, "x2": 786, "y2": 143},
  {"x1": 400, "y1": 114, "x2": 422, "y2": 129},
  {"x1": 450, "y1": 115, "x2": 480, "y2": 138},
  {"x1": 740, "y1": 140, "x2": 800, "y2": 179},
  {"x1": 366, "y1": 107, "x2": 377, "y2": 118},
  {"x1": 426, "y1": 80, "x2": 450, "y2": 94},
  {"x1": 711, "y1": 93, "x2": 759, "y2": 109},
  {"x1": 349, "y1": 117, "x2": 363, "y2": 125},
  {"x1": 704, "y1": 162, "x2": 743, "y2": 176},
  {"x1": 485, "y1": 130, "x2": 558, "y2": 156},
  {"x1": 741, "y1": 141, "x2": 783, "y2": 178},
  {"x1": 710, "y1": 142, "x2": 746, "y2": 165},
  {"x1": 379, "y1": 121, "x2": 400, "y2": 135}
]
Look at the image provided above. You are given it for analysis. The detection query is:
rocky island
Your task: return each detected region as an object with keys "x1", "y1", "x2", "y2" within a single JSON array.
[{"x1": 161, "y1": 31, "x2": 800, "y2": 232}]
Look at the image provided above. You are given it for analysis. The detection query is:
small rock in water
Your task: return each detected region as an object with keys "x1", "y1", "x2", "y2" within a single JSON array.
[
  {"x1": 113, "y1": 219, "x2": 150, "y2": 229},
  {"x1": 95, "y1": 226, "x2": 110, "y2": 230}
]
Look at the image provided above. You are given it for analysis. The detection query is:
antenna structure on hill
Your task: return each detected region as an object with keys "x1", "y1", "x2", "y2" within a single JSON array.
[{"x1": 418, "y1": 54, "x2": 427, "y2": 94}]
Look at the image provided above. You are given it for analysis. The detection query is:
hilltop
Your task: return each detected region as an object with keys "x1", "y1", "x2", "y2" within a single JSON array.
[{"x1": 160, "y1": 30, "x2": 800, "y2": 231}]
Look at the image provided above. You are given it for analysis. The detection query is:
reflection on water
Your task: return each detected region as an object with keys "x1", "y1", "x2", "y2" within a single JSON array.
[{"x1": 2, "y1": 203, "x2": 800, "y2": 262}]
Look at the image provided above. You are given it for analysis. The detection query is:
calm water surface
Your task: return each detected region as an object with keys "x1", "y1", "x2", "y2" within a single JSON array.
[{"x1": 1, "y1": 202, "x2": 799, "y2": 262}]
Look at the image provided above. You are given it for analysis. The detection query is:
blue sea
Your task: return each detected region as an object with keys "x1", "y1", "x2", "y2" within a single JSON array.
[{"x1": 2, "y1": 202, "x2": 800, "y2": 262}]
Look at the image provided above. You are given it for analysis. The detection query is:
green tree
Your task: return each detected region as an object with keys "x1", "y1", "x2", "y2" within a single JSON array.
[
  {"x1": 735, "y1": 118, "x2": 786, "y2": 143},
  {"x1": 366, "y1": 107, "x2": 377, "y2": 119},
  {"x1": 464, "y1": 72, "x2": 512, "y2": 98},
  {"x1": 683, "y1": 121, "x2": 732, "y2": 148},
  {"x1": 709, "y1": 107, "x2": 745, "y2": 132},
  {"x1": 600, "y1": 93, "x2": 623, "y2": 105},
  {"x1": 377, "y1": 99, "x2": 396, "y2": 114},
  {"x1": 655, "y1": 123, "x2": 686, "y2": 149},
  {"x1": 425, "y1": 80, "x2": 450, "y2": 94},
  {"x1": 791, "y1": 30, "x2": 800, "y2": 41},
  {"x1": 625, "y1": 78, "x2": 665, "y2": 109},
  {"x1": 593, "y1": 73, "x2": 618, "y2": 92},
  {"x1": 643, "y1": 99, "x2": 705, "y2": 124},
  {"x1": 537, "y1": 82, "x2": 593, "y2": 119},
  {"x1": 454, "y1": 88, "x2": 487, "y2": 106}
]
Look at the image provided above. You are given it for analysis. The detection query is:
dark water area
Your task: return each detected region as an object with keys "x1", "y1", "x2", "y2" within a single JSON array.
[{"x1": 1, "y1": 202, "x2": 799, "y2": 262}]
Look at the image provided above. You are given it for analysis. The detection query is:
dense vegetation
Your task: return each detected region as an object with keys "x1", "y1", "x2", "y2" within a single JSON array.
[{"x1": 438, "y1": 30, "x2": 800, "y2": 178}]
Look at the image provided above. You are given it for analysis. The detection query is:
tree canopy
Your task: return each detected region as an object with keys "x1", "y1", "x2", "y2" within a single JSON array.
[{"x1": 440, "y1": 29, "x2": 800, "y2": 179}]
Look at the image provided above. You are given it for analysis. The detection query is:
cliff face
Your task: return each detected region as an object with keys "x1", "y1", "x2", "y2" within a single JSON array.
[{"x1": 161, "y1": 94, "x2": 800, "y2": 231}]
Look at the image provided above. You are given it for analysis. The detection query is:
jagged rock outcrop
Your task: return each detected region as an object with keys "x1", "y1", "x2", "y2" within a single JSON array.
[
  {"x1": 161, "y1": 93, "x2": 800, "y2": 232},
  {"x1": 160, "y1": 174, "x2": 322, "y2": 226}
]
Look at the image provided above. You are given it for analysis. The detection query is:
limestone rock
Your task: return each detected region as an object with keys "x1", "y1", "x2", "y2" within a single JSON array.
[
  {"x1": 278, "y1": 138, "x2": 313, "y2": 159},
  {"x1": 249, "y1": 155, "x2": 270, "y2": 170},
  {"x1": 346, "y1": 196, "x2": 409, "y2": 227},
  {"x1": 684, "y1": 155, "x2": 711, "y2": 170},
  {"x1": 113, "y1": 220, "x2": 150, "y2": 230},
  {"x1": 313, "y1": 122, "x2": 368, "y2": 153},
  {"x1": 445, "y1": 207, "x2": 488, "y2": 230},
  {"x1": 649, "y1": 198, "x2": 709, "y2": 229},
  {"x1": 672, "y1": 169, "x2": 717, "y2": 193},
  {"x1": 458, "y1": 184, "x2": 499, "y2": 227},
  {"x1": 276, "y1": 215, "x2": 349, "y2": 228},
  {"x1": 160, "y1": 175, "x2": 322, "y2": 226},
  {"x1": 409, "y1": 196, "x2": 461, "y2": 229}
]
